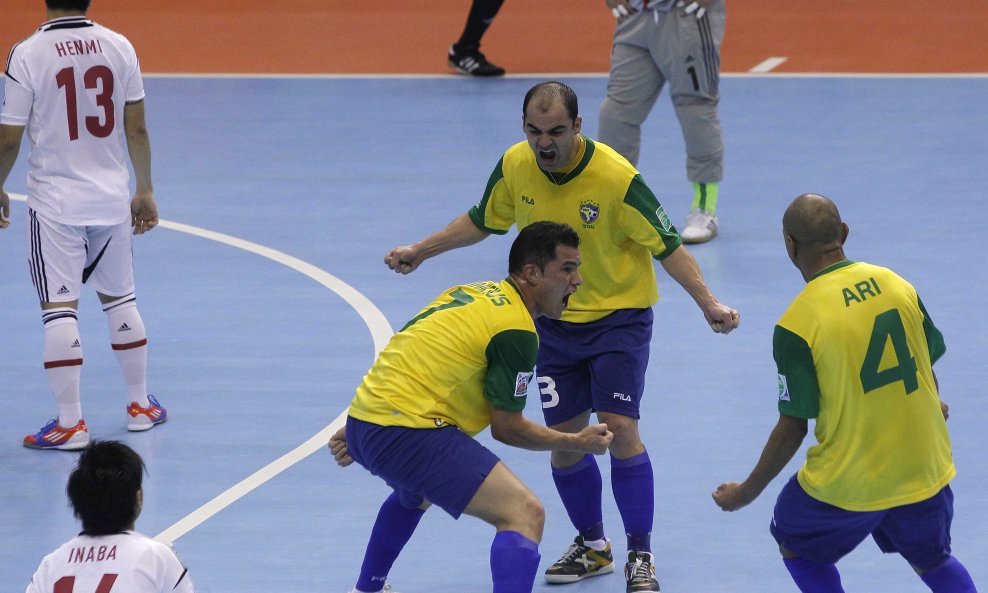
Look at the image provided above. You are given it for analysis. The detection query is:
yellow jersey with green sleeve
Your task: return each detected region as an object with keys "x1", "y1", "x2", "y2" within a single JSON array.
[
  {"x1": 773, "y1": 260, "x2": 954, "y2": 511},
  {"x1": 467, "y1": 137, "x2": 682, "y2": 324},
  {"x1": 348, "y1": 279, "x2": 537, "y2": 437}
]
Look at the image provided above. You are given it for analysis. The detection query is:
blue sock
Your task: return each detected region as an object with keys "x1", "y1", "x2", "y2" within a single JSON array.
[
  {"x1": 355, "y1": 492, "x2": 425, "y2": 592},
  {"x1": 921, "y1": 557, "x2": 978, "y2": 593},
  {"x1": 552, "y1": 454, "x2": 604, "y2": 539},
  {"x1": 611, "y1": 450, "x2": 653, "y2": 553},
  {"x1": 491, "y1": 530, "x2": 541, "y2": 593},
  {"x1": 783, "y1": 557, "x2": 845, "y2": 593}
]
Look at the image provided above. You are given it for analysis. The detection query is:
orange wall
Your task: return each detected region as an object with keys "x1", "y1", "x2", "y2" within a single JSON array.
[{"x1": 2, "y1": 0, "x2": 986, "y2": 74}]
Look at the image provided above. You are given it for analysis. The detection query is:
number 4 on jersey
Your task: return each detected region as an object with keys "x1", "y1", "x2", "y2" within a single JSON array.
[{"x1": 859, "y1": 308, "x2": 919, "y2": 394}]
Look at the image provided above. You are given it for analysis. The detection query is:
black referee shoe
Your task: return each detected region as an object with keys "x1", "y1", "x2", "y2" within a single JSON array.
[{"x1": 448, "y1": 45, "x2": 506, "y2": 77}]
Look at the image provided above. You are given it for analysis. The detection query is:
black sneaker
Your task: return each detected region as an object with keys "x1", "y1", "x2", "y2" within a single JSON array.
[
  {"x1": 544, "y1": 535, "x2": 615, "y2": 583},
  {"x1": 625, "y1": 551, "x2": 660, "y2": 593},
  {"x1": 447, "y1": 45, "x2": 506, "y2": 77}
]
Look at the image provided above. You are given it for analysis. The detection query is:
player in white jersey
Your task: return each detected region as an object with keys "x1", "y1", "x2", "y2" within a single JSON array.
[
  {"x1": 0, "y1": 0, "x2": 166, "y2": 450},
  {"x1": 26, "y1": 440, "x2": 195, "y2": 593}
]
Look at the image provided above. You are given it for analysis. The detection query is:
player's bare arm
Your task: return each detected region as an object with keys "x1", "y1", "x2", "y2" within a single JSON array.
[
  {"x1": 124, "y1": 101, "x2": 157, "y2": 235},
  {"x1": 712, "y1": 414, "x2": 807, "y2": 512},
  {"x1": 385, "y1": 212, "x2": 490, "y2": 274},
  {"x1": 659, "y1": 245, "x2": 740, "y2": 334},
  {"x1": 0, "y1": 124, "x2": 26, "y2": 229},
  {"x1": 489, "y1": 405, "x2": 613, "y2": 454}
]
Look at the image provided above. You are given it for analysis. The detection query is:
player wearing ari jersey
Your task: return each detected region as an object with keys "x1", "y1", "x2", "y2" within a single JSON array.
[
  {"x1": 0, "y1": 0, "x2": 165, "y2": 450},
  {"x1": 27, "y1": 440, "x2": 195, "y2": 593},
  {"x1": 385, "y1": 81, "x2": 738, "y2": 593},
  {"x1": 714, "y1": 194, "x2": 977, "y2": 593},
  {"x1": 331, "y1": 222, "x2": 614, "y2": 593},
  {"x1": 775, "y1": 260, "x2": 953, "y2": 511}
]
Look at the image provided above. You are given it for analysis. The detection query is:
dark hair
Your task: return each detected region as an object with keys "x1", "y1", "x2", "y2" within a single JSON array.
[
  {"x1": 523, "y1": 81, "x2": 578, "y2": 122},
  {"x1": 46, "y1": 0, "x2": 91, "y2": 11},
  {"x1": 67, "y1": 440, "x2": 146, "y2": 535},
  {"x1": 509, "y1": 221, "x2": 580, "y2": 274}
]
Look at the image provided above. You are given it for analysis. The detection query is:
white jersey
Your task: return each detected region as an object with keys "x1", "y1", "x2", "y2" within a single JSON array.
[
  {"x1": 26, "y1": 531, "x2": 194, "y2": 593},
  {"x1": 2, "y1": 16, "x2": 145, "y2": 225}
]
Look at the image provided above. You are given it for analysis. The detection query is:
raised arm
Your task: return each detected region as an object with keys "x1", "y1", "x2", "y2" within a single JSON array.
[
  {"x1": 489, "y1": 405, "x2": 613, "y2": 454},
  {"x1": 385, "y1": 212, "x2": 491, "y2": 274},
  {"x1": 659, "y1": 245, "x2": 739, "y2": 333},
  {"x1": 712, "y1": 414, "x2": 808, "y2": 511}
]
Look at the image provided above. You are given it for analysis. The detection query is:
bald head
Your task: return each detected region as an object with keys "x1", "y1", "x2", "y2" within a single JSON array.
[
  {"x1": 523, "y1": 81, "x2": 578, "y2": 123},
  {"x1": 783, "y1": 193, "x2": 848, "y2": 281},
  {"x1": 783, "y1": 194, "x2": 845, "y2": 250}
]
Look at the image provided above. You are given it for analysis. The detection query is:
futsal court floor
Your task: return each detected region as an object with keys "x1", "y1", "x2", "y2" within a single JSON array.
[{"x1": 1, "y1": 4, "x2": 987, "y2": 593}]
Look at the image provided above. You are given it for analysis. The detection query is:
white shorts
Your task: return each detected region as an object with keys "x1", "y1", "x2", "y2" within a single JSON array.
[{"x1": 26, "y1": 209, "x2": 135, "y2": 304}]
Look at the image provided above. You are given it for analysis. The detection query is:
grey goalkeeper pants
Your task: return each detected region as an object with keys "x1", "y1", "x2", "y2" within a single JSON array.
[{"x1": 598, "y1": 1, "x2": 725, "y2": 183}]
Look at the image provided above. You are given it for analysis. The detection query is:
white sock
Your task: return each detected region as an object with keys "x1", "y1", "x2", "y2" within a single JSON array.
[
  {"x1": 584, "y1": 537, "x2": 608, "y2": 551},
  {"x1": 103, "y1": 295, "x2": 149, "y2": 407},
  {"x1": 42, "y1": 309, "x2": 83, "y2": 426}
]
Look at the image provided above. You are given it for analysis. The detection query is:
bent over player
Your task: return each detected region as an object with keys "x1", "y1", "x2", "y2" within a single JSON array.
[
  {"x1": 0, "y1": 0, "x2": 166, "y2": 450},
  {"x1": 713, "y1": 194, "x2": 978, "y2": 593},
  {"x1": 330, "y1": 222, "x2": 614, "y2": 593}
]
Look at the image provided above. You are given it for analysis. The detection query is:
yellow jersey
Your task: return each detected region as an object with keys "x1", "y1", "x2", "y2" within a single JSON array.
[
  {"x1": 468, "y1": 137, "x2": 681, "y2": 323},
  {"x1": 348, "y1": 279, "x2": 538, "y2": 437},
  {"x1": 774, "y1": 260, "x2": 954, "y2": 511}
]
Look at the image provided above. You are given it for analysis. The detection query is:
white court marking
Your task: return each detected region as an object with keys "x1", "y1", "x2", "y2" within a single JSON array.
[
  {"x1": 7, "y1": 194, "x2": 393, "y2": 544},
  {"x1": 750, "y1": 57, "x2": 788, "y2": 73}
]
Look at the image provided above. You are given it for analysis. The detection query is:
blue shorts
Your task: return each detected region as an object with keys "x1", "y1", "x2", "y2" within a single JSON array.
[
  {"x1": 345, "y1": 416, "x2": 500, "y2": 518},
  {"x1": 536, "y1": 308, "x2": 653, "y2": 426},
  {"x1": 770, "y1": 474, "x2": 954, "y2": 570}
]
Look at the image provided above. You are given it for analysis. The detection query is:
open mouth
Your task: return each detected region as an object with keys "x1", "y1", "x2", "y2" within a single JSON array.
[{"x1": 539, "y1": 149, "x2": 556, "y2": 162}]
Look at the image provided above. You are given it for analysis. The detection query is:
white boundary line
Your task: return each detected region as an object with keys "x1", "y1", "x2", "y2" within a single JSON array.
[
  {"x1": 7, "y1": 194, "x2": 394, "y2": 544},
  {"x1": 144, "y1": 72, "x2": 988, "y2": 80},
  {"x1": 750, "y1": 57, "x2": 788, "y2": 73}
]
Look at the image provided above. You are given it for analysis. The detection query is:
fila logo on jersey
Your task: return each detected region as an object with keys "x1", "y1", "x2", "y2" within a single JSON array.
[
  {"x1": 778, "y1": 374, "x2": 790, "y2": 402},
  {"x1": 613, "y1": 392, "x2": 632, "y2": 402},
  {"x1": 522, "y1": 195, "x2": 535, "y2": 205},
  {"x1": 515, "y1": 371, "x2": 534, "y2": 397}
]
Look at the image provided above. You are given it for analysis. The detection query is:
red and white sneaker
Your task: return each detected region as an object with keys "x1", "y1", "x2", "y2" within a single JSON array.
[
  {"x1": 23, "y1": 419, "x2": 90, "y2": 450},
  {"x1": 127, "y1": 394, "x2": 167, "y2": 432}
]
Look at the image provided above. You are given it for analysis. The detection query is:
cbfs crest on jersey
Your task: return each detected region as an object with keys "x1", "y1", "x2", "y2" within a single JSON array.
[{"x1": 579, "y1": 201, "x2": 600, "y2": 227}]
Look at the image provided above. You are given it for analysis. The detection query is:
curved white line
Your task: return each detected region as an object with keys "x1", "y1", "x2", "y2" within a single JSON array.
[{"x1": 7, "y1": 194, "x2": 393, "y2": 544}]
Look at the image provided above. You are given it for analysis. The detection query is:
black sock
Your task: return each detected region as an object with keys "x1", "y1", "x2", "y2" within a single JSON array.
[{"x1": 454, "y1": 0, "x2": 506, "y2": 51}]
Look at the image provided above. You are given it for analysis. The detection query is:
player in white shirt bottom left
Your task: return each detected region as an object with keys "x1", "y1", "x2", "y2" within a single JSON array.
[{"x1": 26, "y1": 441, "x2": 195, "y2": 593}]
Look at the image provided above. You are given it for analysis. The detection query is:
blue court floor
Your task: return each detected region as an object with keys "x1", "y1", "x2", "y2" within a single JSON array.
[{"x1": 1, "y1": 74, "x2": 986, "y2": 592}]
